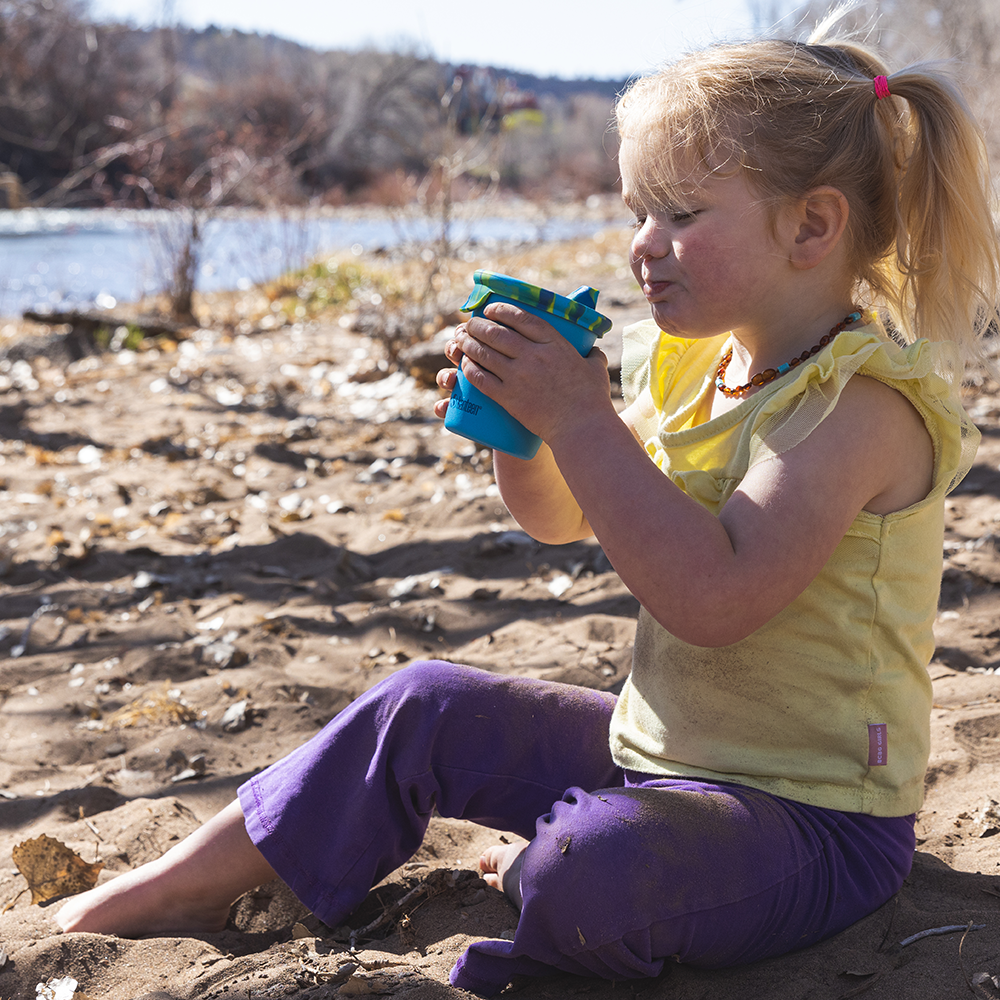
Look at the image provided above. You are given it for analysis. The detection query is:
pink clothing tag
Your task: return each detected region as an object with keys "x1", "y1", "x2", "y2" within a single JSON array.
[{"x1": 868, "y1": 723, "x2": 888, "y2": 766}]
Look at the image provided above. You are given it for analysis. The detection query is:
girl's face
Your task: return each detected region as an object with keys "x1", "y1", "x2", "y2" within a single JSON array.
[{"x1": 621, "y1": 141, "x2": 791, "y2": 340}]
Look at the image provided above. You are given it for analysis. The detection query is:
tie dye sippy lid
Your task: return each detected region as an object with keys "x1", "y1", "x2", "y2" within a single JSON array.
[{"x1": 461, "y1": 270, "x2": 613, "y2": 336}]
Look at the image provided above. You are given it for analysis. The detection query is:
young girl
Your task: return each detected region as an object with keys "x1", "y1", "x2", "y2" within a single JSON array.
[{"x1": 56, "y1": 17, "x2": 999, "y2": 997}]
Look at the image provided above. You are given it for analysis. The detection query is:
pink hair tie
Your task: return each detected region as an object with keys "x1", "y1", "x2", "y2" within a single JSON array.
[{"x1": 873, "y1": 75, "x2": 891, "y2": 100}]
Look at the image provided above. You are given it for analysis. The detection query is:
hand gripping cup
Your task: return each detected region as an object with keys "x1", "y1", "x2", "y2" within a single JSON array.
[{"x1": 444, "y1": 270, "x2": 613, "y2": 460}]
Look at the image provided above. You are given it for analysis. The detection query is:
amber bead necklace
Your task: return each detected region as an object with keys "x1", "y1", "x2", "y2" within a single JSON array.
[{"x1": 714, "y1": 311, "x2": 862, "y2": 398}]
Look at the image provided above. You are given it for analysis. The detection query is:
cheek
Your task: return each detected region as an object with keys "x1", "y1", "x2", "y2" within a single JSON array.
[{"x1": 677, "y1": 238, "x2": 751, "y2": 287}]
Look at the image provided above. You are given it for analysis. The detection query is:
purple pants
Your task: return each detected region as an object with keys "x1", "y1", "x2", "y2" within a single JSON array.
[{"x1": 238, "y1": 661, "x2": 914, "y2": 996}]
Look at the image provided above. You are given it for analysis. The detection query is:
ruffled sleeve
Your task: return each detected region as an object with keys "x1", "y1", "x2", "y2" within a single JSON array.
[
  {"x1": 747, "y1": 330, "x2": 979, "y2": 497},
  {"x1": 620, "y1": 319, "x2": 728, "y2": 451},
  {"x1": 620, "y1": 322, "x2": 979, "y2": 512}
]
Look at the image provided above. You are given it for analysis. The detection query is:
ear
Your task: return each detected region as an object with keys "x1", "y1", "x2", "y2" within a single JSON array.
[{"x1": 786, "y1": 186, "x2": 849, "y2": 270}]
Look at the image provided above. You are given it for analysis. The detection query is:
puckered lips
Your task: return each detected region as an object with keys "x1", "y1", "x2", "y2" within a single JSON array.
[{"x1": 639, "y1": 274, "x2": 675, "y2": 300}]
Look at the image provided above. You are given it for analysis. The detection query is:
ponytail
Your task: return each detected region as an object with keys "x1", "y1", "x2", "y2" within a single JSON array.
[{"x1": 865, "y1": 65, "x2": 999, "y2": 355}]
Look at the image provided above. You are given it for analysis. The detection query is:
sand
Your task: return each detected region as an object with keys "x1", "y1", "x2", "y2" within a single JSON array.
[{"x1": 2, "y1": 241, "x2": 1000, "y2": 1000}]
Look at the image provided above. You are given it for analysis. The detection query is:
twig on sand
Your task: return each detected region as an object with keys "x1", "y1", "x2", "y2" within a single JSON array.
[
  {"x1": 349, "y1": 868, "x2": 471, "y2": 949},
  {"x1": 959, "y1": 921, "x2": 1000, "y2": 999},
  {"x1": 837, "y1": 971, "x2": 884, "y2": 1000},
  {"x1": 899, "y1": 921, "x2": 986, "y2": 947},
  {"x1": 10, "y1": 603, "x2": 61, "y2": 658},
  {"x1": 877, "y1": 893, "x2": 900, "y2": 953}
]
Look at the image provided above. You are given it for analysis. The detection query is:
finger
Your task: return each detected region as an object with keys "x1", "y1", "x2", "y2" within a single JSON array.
[
  {"x1": 454, "y1": 328, "x2": 507, "y2": 383},
  {"x1": 481, "y1": 301, "x2": 557, "y2": 343},
  {"x1": 443, "y1": 335, "x2": 463, "y2": 365},
  {"x1": 435, "y1": 366, "x2": 457, "y2": 391},
  {"x1": 587, "y1": 346, "x2": 610, "y2": 368},
  {"x1": 460, "y1": 316, "x2": 519, "y2": 362}
]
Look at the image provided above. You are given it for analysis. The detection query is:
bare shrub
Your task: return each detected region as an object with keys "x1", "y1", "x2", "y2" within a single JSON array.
[{"x1": 0, "y1": 0, "x2": 159, "y2": 204}]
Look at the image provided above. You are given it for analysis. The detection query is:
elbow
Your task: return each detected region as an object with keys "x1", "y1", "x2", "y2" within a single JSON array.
[
  {"x1": 664, "y1": 620, "x2": 756, "y2": 648},
  {"x1": 529, "y1": 528, "x2": 592, "y2": 546},
  {"x1": 675, "y1": 625, "x2": 757, "y2": 648},
  {"x1": 512, "y1": 516, "x2": 592, "y2": 546},
  {"x1": 641, "y1": 592, "x2": 765, "y2": 648}
]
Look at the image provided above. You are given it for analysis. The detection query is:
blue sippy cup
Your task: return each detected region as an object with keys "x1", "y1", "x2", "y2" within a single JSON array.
[{"x1": 444, "y1": 270, "x2": 613, "y2": 460}]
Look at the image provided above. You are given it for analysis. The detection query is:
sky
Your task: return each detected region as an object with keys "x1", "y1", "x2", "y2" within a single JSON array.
[{"x1": 88, "y1": 0, "x2": 796, "y2": 80}]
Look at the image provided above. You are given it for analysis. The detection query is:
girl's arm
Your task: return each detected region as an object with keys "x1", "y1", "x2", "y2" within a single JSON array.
[
  {"x1": 491, "y1": 444, "x2": 593, "y2": 543},
  {"x1": 438, "y1": 303, "x2": 932, "y2": 647},
  {"x1": 488, "y1": 398, "x2": 648, "y2": 544},
  {"x1": 541, "y1": 372, "x2": 931, "y2": 647},
  {"x1": 436, "y1": 312, "x2": 625, "y2": 544}
]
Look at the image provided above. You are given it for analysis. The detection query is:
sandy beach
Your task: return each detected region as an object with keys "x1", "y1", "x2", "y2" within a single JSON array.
[{"x1": 2, "y1": 233, "x2": 1000, "y2": 1000}]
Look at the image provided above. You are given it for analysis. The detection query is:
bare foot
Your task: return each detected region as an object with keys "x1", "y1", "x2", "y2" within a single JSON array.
[
  {"x1": 56, "y1": 800, "x2": 277, "y2": 937},
  {"x1": 55, "y1": 858, "x2": 233, "y2": 936},
  {"x1": 479, "y1": 840, "x2": 527, "y2": 909}
]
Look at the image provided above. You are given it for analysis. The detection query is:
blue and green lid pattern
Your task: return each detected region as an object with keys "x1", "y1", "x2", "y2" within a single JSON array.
[{"x1": 461, "y1": 270, "x2": 613, "y2": 336}]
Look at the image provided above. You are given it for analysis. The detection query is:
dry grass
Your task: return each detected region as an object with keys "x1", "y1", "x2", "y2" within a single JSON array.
[{"x1": 100, "y1": 683, "x2": 199, "y2": 730}]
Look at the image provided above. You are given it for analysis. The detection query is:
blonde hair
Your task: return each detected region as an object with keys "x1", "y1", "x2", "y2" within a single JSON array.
[{"x1": 615, "y1": 21, "x2": 1000, "y2": 360}]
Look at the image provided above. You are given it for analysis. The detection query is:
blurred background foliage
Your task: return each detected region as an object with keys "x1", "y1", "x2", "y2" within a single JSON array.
[
  {"x1": 0, "y1": 0, "x2": 626, "y2": 211},
  {"x1": 1, "y1": 0, "x2": 996, "y2": 326},
  {"x1": 2, "y1": 0, "x2": 997, "y2": 214}
]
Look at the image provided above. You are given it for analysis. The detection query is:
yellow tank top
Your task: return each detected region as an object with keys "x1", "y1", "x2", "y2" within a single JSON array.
[{"x1": 608, "y1": 321, "x2": 979, "y2": 815}]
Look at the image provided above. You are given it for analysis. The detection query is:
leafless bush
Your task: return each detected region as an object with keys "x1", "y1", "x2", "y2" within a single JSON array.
[
  {"x1": 499, "y1": 92, "x2": 620, "y2": 200},
  {"x1": 0, "y1": 6, "x2": 630, "y2": 319},
  {"x1": 0, "y1": 0, "x2": 158, "y2": 203}
]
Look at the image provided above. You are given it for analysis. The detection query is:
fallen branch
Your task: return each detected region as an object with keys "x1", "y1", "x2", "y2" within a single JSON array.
[
  {"x1": 900, "y1": 922, "x2": 987, "y2": 947},
  {"x1": 348, "y1": 868, "x2": 471, "y2": 949},
  {"x1": 23, "y1": 309, "x2": 193, "y2": 340},
  {"x1": 10, "y1": 603, "x2": 61, "y2": 658}
]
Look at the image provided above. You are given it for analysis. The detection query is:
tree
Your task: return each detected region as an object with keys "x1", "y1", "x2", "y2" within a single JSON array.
[{"x1": 0, "y1": 0, "x2": 160, "y2": 203}]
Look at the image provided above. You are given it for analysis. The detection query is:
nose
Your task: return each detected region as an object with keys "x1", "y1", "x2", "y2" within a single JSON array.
[{"x1": 630, "y1": 216, "x2": 669, "y2": 262}]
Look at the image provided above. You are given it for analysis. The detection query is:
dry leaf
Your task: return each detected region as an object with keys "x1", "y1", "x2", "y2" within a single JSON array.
[
  {"x1": 46, "y1": 528, "x2": 68, "y2": 549},
  {"x1": 12, "y1": 835, "x2": 104, "y2": 905},
  {"x1": 26, "y1": 444, "x2": 61, "y2": 466},
  {"x1": 972, "y1": 797, "x2": 1000, "y2": 837},
  {"x1": 100, "y1": 682, "x2": 197, "y2": 729}
]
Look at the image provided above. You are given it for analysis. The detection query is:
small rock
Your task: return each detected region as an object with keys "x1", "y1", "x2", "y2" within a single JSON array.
[
  {"x1": 972, "y1": 798, "x2": 1000, "y2": 837},
  {"x1": 220, "y1": 700, "x2": 249, "y2": 733},
  {"x1": 201, "y1": 641, "x2": 248, "y2": 669}
]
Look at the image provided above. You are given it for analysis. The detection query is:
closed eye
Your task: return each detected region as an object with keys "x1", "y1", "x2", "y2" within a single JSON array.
[{"x1": 628, "y1": 208, "x2": 700, "y2": 230}]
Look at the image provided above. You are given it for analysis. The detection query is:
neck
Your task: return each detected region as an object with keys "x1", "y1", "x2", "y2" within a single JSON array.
[
  {"x1": 718, "y1": 306, "x2": 861, "y2": 399},
  {"x1": 727, "y1": 304, "x2": 860, "y2": 381}
]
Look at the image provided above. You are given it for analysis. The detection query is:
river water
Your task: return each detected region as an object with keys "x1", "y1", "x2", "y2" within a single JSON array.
[{"x1": 0, "y1": 206, "x2": 610, "y2": 317}]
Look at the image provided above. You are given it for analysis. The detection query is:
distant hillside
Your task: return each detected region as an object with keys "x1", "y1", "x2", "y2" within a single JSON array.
[
  {"x1": 487, "y1": 69, "x2": 632, "y2": 101},
  {"x1": 168, "y1": 25, "x2": 631, "y2": 100},
  {"x1": 0, "y1": 4, "x2": 623, "y2": 208}
]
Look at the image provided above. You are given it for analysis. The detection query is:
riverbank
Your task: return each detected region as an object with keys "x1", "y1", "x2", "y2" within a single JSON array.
[
  {"x1": 0, "y1": 194, "x2": 630, "y2": 319},
  {"x1": 2, "y1": 236, "x2": 1000, "y2": 1000}
]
